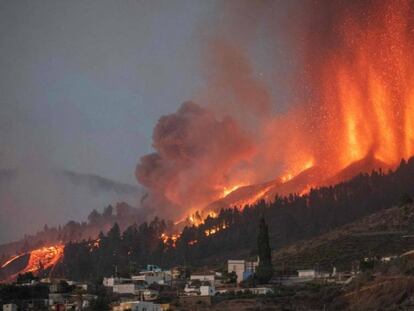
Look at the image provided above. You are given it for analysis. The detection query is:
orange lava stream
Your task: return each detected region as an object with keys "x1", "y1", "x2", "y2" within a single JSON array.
[{"x1": 22, "y1": 244, "x2": 64, "y2": 274}]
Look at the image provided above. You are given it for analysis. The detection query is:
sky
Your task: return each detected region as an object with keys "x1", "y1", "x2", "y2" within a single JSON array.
[
  {"x1": 0, "y1": 0, "x2": 215, "y2": 184},
  {"x1": 0, "y1": 0, "x2": 301, "y2": 243}
]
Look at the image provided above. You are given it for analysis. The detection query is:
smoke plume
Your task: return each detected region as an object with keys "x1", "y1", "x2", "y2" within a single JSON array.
[
  {"x1": 136, "y1": 101, "x2": 255, "y2": 218},
  {"x1": 137, "y1": 0, "x2": 414, "y2": 219}
]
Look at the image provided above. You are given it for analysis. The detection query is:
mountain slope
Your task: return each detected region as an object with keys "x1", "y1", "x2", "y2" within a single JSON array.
[
  {"x1": 0, "y1": 169, "x2": 143, "y2": 245},
  {"x1": 273, "y1": 204, "x2": 414, "y2": 271},
  {"x1": 208, "y1": 155, "x2": 392, "y2": 212}
]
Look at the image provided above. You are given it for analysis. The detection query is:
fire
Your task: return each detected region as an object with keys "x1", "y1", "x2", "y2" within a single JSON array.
[
  {"x1": 160, "y1": 233, "x2": 181, "y2": 247},
  {"x1": 87, "y1": 238, "x2": 101, "y2": 252},
  {"x1": 232, "y1": 185, "x2": 273, "y2": 208},
  {"x1": 204, "y1": 223, "x2": 228, "y2": 237},
  {"x1": 221, "y1": 184, "x2": 245, "y2": 198},
  {"x1": 281, "y1": 159, "x2": 314, "y2": 184},
  {"x1": 22, "y1": 244, "x2": 64, "y2": 274}
]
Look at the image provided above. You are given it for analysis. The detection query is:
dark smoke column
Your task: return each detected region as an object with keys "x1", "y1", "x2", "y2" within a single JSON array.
[{"x1": 136, "y1": 101, "x2": 254, "y2": 220}]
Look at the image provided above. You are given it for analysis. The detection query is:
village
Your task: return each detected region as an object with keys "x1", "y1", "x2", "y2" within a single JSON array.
[{"x1": 1, "y1": 253, "x2": 397, "y2": 311}]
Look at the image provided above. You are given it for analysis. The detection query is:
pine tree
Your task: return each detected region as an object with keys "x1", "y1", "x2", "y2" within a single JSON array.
[{"x1": 255, "y1": 217, "x2": 273, "y2": 283}]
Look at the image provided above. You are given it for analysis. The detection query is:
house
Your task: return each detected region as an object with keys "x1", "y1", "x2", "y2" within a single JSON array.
[
  {"x1": 67, "y1": 280, "x2": 90, "y2": 291},
  {"x1": 132, "y1": 271, "x2": 172, "y2": 285},
  {"x1": 297, "y1": 269, "x2": 316, "y2": 278},
  {"x1": 248, "y1": 287, "x2": 273, "y2": 295},
  {"x1": 113, "y1": 283, "x2": 142, "y2": 295},
  {"x1": 103, "y1": 277, "x2": 132, "y2": 287},
  {"x1": 228, "y1": 258, "x2": 259, "y2": 283},
  {"x1": 144, "y1": 264, "x2": 162, "y2": 272},
  {"x1": 112, "y1": 301, "x2": 162, "y2": 311},
  {"x1": 297, "y1": 269, "x2": 330, "y2": 279},
  {"x1": 184, "y1": 280, "x2": 216, "y2": 296},
  {"x1": 48, "y1": 292, "x2": 97, "y2": 310},
  {"x1": 200, "y1": 284, "x2": 215, "y2": 296},
  {"x1": 190, "y1": 273, "x2": 215, "y2": 282},
  {"x1": 132, "y1": 266, "x2": 172, "y2": 285},
  {"x1": 171, "y1": 266, "x2": 183, "y2": 279},
  {"x1": 3, "y1": 304, "x2": 17, "y2": 311}
]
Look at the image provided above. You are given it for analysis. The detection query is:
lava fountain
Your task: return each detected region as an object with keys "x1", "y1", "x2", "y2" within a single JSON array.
[{"x1": 137, "y1": 0, "x2": 414, "y2": 221}]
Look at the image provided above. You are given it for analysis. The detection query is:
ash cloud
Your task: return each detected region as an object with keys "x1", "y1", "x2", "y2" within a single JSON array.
[{"x1": 136, "y1": 101, "x2": 254, "y2": 218}]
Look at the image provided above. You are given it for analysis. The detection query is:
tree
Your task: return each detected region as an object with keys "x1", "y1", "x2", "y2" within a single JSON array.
[
  {"x1": 399, "y1": 192, "x2": 413, "y2": 207},
  {"x1": 88, "y1": 209, "x2": 101, "y2": 225},
  {"x1": 103, "y1": 205, "x2": 113, "y2": 219},
  {"x1": 17, "y1": 272, "x2": 37, "y2": 284},
  {"x1": 87, "y1": 295, "x2": 111, "y2": 311},
  {"x1": 107, "y1": 223, "x2": 121, "y2": 242},
  {"x1": 255, "y1": 217, "x2": 273, "y2": 283}
]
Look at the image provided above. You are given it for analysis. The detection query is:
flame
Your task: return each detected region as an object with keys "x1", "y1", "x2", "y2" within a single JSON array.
[
  {"x1": 231, "y1": 185, "x2": 273, "y2": 208},
  {"x1": 221, "y1": 184, "x2": 245, "y2": 198},
  {"x1": 281, "y1": 159, "x2": 314, "y2": 184},
  {"x1": 204, "y1": 222, "x2": 228, "y2": 237},
  {"x1": 160, "y1": 233, "x2": 181, "y2": 247}
]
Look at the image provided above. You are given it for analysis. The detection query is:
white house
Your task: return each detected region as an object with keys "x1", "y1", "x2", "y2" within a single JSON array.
[
  {"x1": 228, "y1": 258, "x2": 259, "y2": 283},
  {"x1": 248, "y1": 287, "x2": 273, "y2": 295},
  {"x1": 190, "y1": 274, "x2": 215, "y2": 282},
  {"x1": 200, "y1": 285, "x2": 216, "y2": 296},
  {"x1": 132, "y1": 270, "x2": 172, "y2": 285},
  {"x1": 297, "y1": 269, "x2": 316, "y2": 278},
  {"x1": 297, "y1": 269, "x2": 330, "y2": 279},
  {"x1": 103, "y1": 277, "x2": 131, "y2": 287},
  {"x1": 3, "y1": 304, "x2": 18, "y2": 311},
  {"x1": 184, "y1": 280, "x2": 216, "y2": 296}
]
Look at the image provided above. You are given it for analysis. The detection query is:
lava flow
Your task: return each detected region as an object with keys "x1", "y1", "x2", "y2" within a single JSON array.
[
  {"x1": 22, "y1": 244, "x2": 64, "y2": 274},
  {"x1": 0, "y1": 244, "x2": 64, "y2": 280}
]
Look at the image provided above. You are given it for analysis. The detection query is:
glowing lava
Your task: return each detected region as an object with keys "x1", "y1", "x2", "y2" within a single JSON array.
[
  {"x1": 0, "y1": 244, "x2": 64, "y2": 281},
  {"x1": 221, "y1": 184, "x2": 245, "y2": 198},
  {"x1": 21, "y1": 244, "x2": 64, "y2": 274}
]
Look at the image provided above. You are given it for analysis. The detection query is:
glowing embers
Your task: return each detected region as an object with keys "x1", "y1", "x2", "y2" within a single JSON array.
[
  {"x1": 204, "y1": 222, "x2": 228, "y2": 237},
  {"x1": 280, "y1": 159, "x2": 314, "y2": 184},
  {"x1": 315, "y1": 0, "x2": 414, "y2": 170},
  {"x1": 160, "y1": 233, "x2": 181, "y2": 247},
  {"x1": 87, "y1": 238, "x2": 101, "y2": 252}
]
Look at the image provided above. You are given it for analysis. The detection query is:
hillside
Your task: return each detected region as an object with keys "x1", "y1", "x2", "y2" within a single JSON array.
[
  {"x1": 55, "y1": 157, "x2": 414, "y2": 282},
  {"x1": 0, "y1": 169, "x2": 143, "y2": 254},
  {"x1": 273, "y1": 204, "x2": 414, "y2": 271}
]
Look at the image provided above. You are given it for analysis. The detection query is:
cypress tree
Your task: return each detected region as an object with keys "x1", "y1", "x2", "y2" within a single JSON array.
[{"x1": 255, "y1": 217, "x2": 273, "y2": 283}]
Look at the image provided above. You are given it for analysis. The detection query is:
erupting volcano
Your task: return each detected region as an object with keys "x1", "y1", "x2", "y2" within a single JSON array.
[{"x1": 137, "y1": 0, "x2": 414, "y2": 222}]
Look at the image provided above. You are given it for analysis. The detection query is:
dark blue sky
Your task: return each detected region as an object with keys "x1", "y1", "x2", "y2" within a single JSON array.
[{"x1": 0, "y1": 0, "x2": 216, "y2": 184}]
